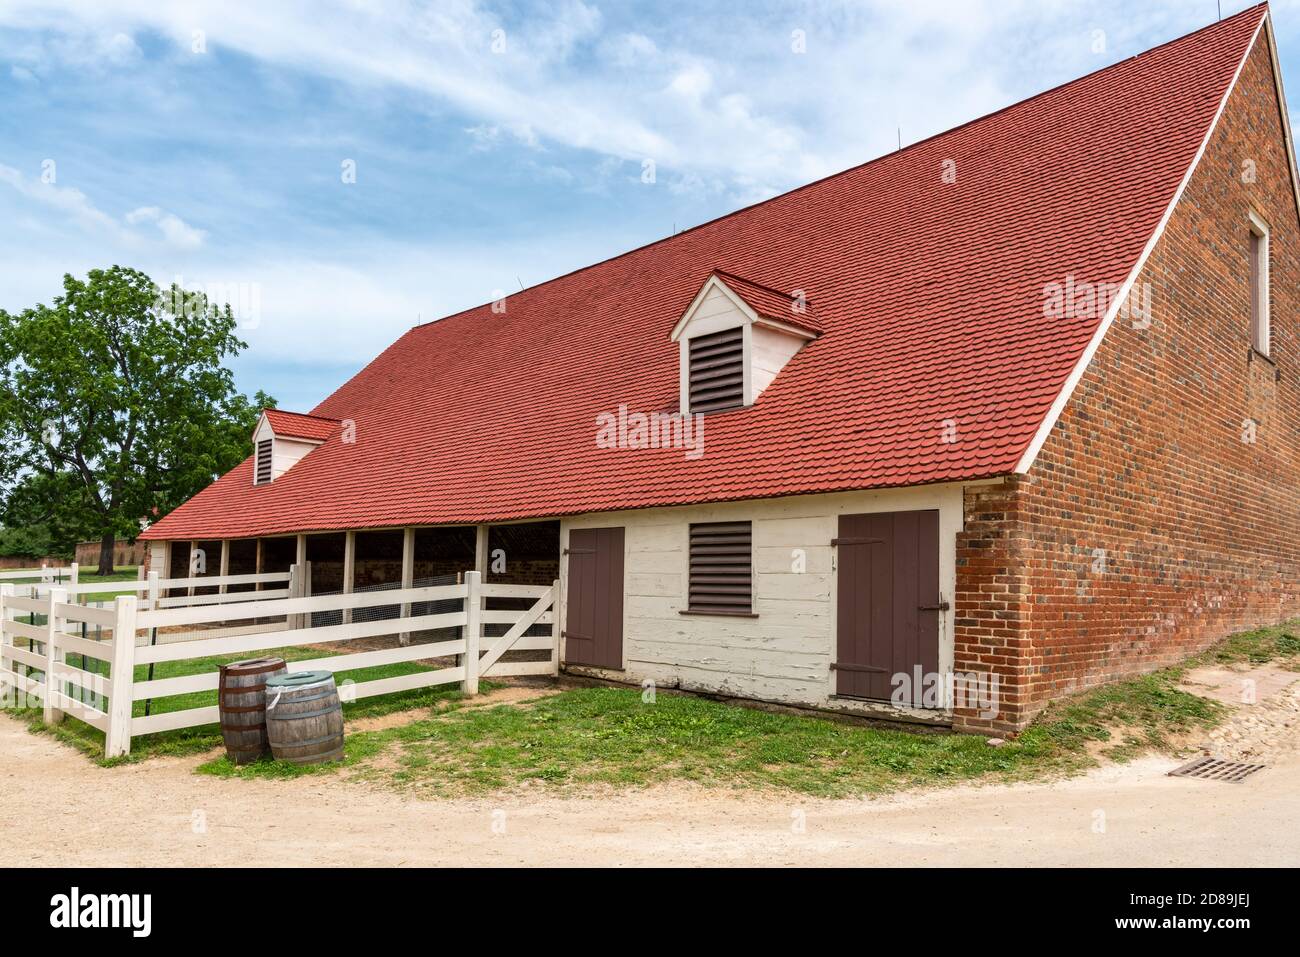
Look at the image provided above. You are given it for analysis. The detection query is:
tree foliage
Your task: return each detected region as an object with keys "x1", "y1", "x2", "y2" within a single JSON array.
[{"x1": 0, "y1": 266, "x2": 273, "y2": 572}]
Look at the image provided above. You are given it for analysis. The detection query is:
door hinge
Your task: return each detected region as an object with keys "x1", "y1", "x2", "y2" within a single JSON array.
[{"x1": 918, "y1": 601, "x2": 950, "y2": 612}]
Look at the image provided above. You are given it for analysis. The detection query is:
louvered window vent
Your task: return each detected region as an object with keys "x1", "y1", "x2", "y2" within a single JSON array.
[
  {"x1": 687, "y1": 521, "x2": 753, "y2": 615},
  {"x1": 255, "y1": 438, "x2": 273, "y2": 485},
  {"x1": 688, "y1": 327, "x2": 744, "y2": 413}
]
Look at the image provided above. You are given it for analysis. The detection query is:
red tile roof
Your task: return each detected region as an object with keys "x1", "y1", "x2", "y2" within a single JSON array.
[
  {"x1": 711, "y1": 271, "x2": 822, "y2": 334},
  {"x1": 262, "y1": 408, "x2": 339, "y2": 442},
  {"x1": 143, "y1": 5, "x2": 1268, "y2": 541}
]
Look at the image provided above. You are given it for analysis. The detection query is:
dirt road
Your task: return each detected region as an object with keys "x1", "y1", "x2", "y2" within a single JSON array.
[{"x1": 4, "y1": 687, "x2": 1298, "y2": 867}]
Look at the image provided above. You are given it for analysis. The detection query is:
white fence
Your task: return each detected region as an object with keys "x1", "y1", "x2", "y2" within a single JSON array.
[
  {"x1": 0, "y1": 564, "x2": 78, "y2": 583},
  {"x1": 0, "y1": 570, "x2": 557, "y2": 757}
]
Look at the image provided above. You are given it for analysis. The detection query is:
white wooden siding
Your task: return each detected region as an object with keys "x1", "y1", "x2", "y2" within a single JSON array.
[{"x1": 561, "y1": 483, "x2": 968, "y2": 714}]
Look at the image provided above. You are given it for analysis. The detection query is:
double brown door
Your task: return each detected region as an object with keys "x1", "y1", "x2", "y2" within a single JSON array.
[
  {"x1": 834, "y1": 510, "x2": 942, "y2": 704},
  {"x1": 563, "y1": 526, "x2": 624, "y2": 669}
]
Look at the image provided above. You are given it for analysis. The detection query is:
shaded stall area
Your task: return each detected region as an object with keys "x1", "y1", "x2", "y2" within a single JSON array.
[
  {"x1": 485, "y1": 521, "x2": 559, "y2": 643},
  {"x1": 226, "y1": 539, "x2": 258, "y2": 594}
]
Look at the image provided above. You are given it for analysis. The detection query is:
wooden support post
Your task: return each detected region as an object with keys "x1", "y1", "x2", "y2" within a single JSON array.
[
  {"x1": 399, "y1": 528, "x2": 414, "y2": 645},
  {"x1": 105, "y1": 595, "x2": 138, "y2": 759},
  {"x1": 462, "y1": 571, "x2": 481, "y2": 695},
  {"x1": 475, "y1": 525, "x2": 489, "y2": 577},
  {"x1": 342, "y1": 530, "x2": 356, "y2": 625},
  {"x1": 44, "y1": 587, "x2": 66, "y2": 725},
  {"x1": 187, "y1": 541, "x2": 197, "y2": 598},
  {"x1": 218, "y1": 540, "x2": 230, "y2": 595},
  {"x1": 294, "y1": 535, "x2": 308, "y2": 629},
  {"x1": 550, "y1": 578, "x2": 561, "y2": 676}
]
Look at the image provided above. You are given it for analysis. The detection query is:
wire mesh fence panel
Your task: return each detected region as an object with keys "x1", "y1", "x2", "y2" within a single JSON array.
[{"x1": 310, "y1": 575, "x2": 461, "y2": 646}]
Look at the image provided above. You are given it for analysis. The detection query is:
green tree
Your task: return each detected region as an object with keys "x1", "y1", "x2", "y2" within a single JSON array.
[{"x1": 0, "y1": 266, "x2": 274, "y2": 575}]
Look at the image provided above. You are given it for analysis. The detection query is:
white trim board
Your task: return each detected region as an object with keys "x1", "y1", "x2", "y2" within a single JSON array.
[{"x1": 1014, "y1": 10, "x2": 1271, "y2": 475}]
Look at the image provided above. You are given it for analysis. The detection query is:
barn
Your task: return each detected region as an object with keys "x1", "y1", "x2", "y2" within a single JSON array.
[{"x1": 141, "y1": 5, "x2": 1300, "y2": 734}]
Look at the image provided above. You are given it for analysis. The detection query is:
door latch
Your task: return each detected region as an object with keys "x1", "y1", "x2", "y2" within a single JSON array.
[{"x1": 918, "y1": 601, "x2": 950, "y2": 612}]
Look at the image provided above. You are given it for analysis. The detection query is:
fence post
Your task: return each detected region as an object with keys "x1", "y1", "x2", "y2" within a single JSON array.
[
  {"x1": 69, "y1": 563, "x2": 79, "y2": 590},
  {"x1": 550, "y1": 578, "x2": 561, "y2": 677},
  {"x1": 0, "y1": 584, "x2": 13, "y2": 700},
  {"x1": 462, "y1": 571, "x2": 481, "y2": 695},
  {"x1": 399, "y1": 528, "x2": 414, "y2": 646},
  {"x1": 146, "y1": 570, "x2": 160, "y2": 613},
  {"x1": 105, "y1": 595, "x2": 138, "y2": 759},
  {"x1": 44, "y1": 587, "x2": 67, "y2": 725},
  {"x1": 288, "y1": 563, "x2": 302, "y2": 630}
]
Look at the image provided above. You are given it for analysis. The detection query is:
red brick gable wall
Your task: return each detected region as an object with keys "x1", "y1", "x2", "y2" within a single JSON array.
[{"x1": 955, "y1": 32, "x2": 1300, "y2": 733}]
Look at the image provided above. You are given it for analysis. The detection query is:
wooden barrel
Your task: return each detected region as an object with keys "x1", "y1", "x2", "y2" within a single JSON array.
[
  {"x1": 264, "y1": 671, "x2": 345, "y2": 765},
  {"x1": 218, "y1": 657, "x2": 287, "y2": 765}
]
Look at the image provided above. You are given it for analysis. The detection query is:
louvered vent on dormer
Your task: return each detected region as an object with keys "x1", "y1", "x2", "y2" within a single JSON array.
[
  {"x1": 254, "y1": 438, "x2": 273, "y2": 485},
  {"x1": 688, "y1": 326, "x2": 745, "y2": 413}
]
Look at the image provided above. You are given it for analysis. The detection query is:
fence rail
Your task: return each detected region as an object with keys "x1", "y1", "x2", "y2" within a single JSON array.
[{"x1": 1, "y1": 570, "x2": 558, "y2": 757}]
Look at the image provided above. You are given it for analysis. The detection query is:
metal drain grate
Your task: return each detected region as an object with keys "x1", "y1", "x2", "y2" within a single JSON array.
[{"x1": 1168, "y1": 756, "x2": 1266, "y2": 783}]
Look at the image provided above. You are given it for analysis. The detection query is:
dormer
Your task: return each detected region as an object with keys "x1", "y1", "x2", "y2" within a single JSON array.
[
  {"x1": 251, "y1": 409, "x2": 339, "y2": 485},
  {"x1": 671, "y1": 271, "x2": 820, "y2": 414}
]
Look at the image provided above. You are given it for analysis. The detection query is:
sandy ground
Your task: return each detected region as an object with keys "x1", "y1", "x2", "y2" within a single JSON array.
[{"x1": 3, "y1": 670, "x2": 1299, "y2": 867}]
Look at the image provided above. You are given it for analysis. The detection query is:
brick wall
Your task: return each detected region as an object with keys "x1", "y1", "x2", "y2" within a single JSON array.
[{"x1": 955, "y1": 33, "x2": 1300, "y2": 733}]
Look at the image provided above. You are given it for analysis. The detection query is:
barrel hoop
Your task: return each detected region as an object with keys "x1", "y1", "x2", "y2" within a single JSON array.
[
  {"x1": 267, "y1": 688, "x2": 336, "y2": 707},
  {"x1": 223, "y1": 659, "x2": 287, "y2": 676},
  {"x1": 268, "y1": 705, "x2": 340, "y2": 721},
  {"x1": 274, "y1": 731, "x2": 345, "y2": 750},
  {"x1": 218, "y1": 703, "x2": 267, "y2": 715},
  {"x1": 221, "y1": 722, "x2": 267, "y2": 733}
]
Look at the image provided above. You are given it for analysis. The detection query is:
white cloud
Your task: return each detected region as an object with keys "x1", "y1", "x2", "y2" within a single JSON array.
[
  {"x1": 125, "y1": 205, "x2": 207, "y2": 249},
  {"x1": 0, "y1": 0, "x2": 1276, "y2": 199},
  {"x1": 0, "y1": 165, "x2": 206, "y2": 249},
  {"x1": 0, "y1": 162, "x2": 121, "y2": 233}
]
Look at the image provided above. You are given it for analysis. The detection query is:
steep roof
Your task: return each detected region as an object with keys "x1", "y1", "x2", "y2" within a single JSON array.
[{"x1": 143, "y1": 5, "x2": 1269, "y2": 541}]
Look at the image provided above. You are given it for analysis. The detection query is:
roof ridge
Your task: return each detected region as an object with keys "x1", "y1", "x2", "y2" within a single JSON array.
[
  {"x1": 408, "y1": 3, "x2": 1267, "y2": 335},
  {"x1": 712, "y1": 269, "x2": 805, "y2": 303},
  {"x1": 267, "y1": 408, "x2": 341, "y2": 423}
]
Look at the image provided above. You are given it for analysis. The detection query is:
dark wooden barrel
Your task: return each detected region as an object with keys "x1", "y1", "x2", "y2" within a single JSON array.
[
  {"x1": 218, "y1": 657, "x2": 288, "y2": 765},
  {"x1": 264, "y1": 671, "x2": 345, "y2": 765}
]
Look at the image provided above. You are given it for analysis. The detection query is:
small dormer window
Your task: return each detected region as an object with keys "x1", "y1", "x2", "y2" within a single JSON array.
[
  {"x1": 688, "y1": 327, "x2": 745, "y2": 413},
  {"x1": 250, "y1": 408, "x2": 339, "y2": 486},
  {"x1": 255, "y1": 438, "x2": 273, "y2": 485},
  {"x1": 672, "y1": 271, "x2": 820, "y2": 415}
]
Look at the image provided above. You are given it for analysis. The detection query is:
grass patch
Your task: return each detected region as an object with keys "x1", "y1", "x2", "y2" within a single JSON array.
[
  {"x1": 194, "y1": 618, "x2": 1300, "y2": 798},
  {"x1": 74, "y1": 566, "x2": 142, "y2": 603}
]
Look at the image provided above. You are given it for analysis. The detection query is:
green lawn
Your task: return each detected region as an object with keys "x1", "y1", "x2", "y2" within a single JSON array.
[
  {"x1": 197, "y1": 618, "x2": 1300, "y2": 797},
  {"x1": 0, "y1": 565, "x2": 141, "y2": 603},
  {"x1": 75, "y1": 566, "x2": 142, "y2": 603}
]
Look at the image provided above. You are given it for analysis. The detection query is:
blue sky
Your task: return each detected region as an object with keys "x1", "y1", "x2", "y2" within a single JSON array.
[{"x1": 1, "y1": 0, "x2": 1296, "y2": 411}]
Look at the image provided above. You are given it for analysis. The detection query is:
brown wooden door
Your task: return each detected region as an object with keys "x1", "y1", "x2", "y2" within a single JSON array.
[
  {"x1": 834, "y1": 510, "x2": 941, "y2": 704},
  {"x1": 563, "y1": 527, "x2": 624, "y2": 669}
]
